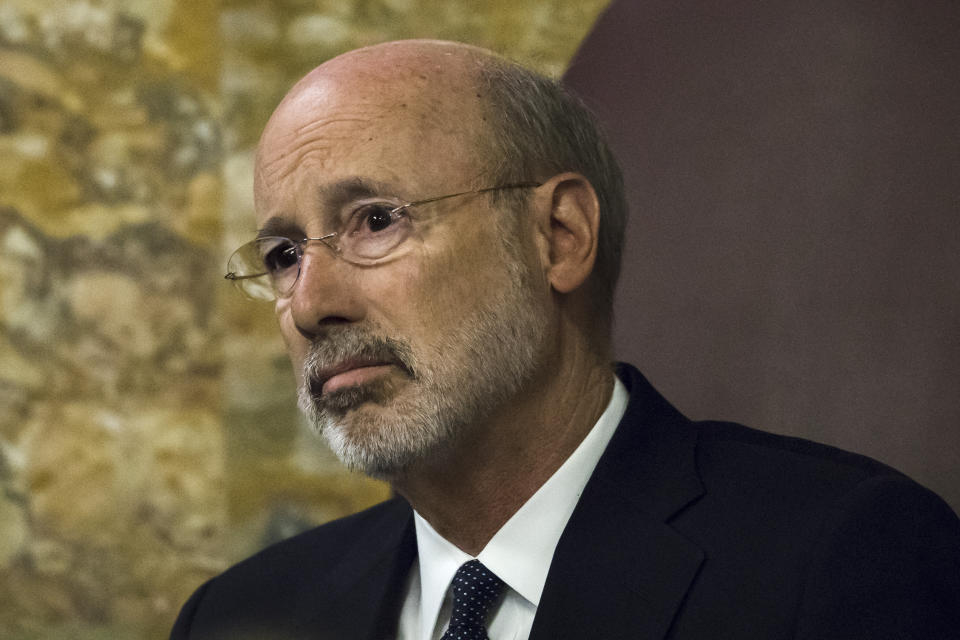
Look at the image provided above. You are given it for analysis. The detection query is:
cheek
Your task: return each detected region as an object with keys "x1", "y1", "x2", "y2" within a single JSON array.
[
  {"x1": 359, "y1": 244, "x2": 498, "y2": 341},
  {"x1": 415, "y1": 234, "x2": 510, "y2": 320},
  {"x1": 358, "y1": 260, "x2": 437, "y2": 327},
  {"x1": 275, "y1": 299, "x2": 308, "y2": 385}
]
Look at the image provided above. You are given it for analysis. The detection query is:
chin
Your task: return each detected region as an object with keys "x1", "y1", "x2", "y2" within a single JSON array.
[
  {"x1": 299, "y1": 380, "x2": 457, "y2": 478},
  {"x1": 320, "y1": 413, "x2": 442, "y2": 479}
]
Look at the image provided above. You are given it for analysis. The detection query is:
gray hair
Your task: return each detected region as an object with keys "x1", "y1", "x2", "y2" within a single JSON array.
[{"x1": 477, "y1": 57, "x2": 627, "y2": 330}]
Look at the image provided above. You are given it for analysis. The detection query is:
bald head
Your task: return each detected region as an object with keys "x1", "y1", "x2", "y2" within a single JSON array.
[
  {"x1": 273, "y1": 40, "x2": 492, "y2": 131},
  {"x1": 255, "y1": 41, "x2": 506, "y2": 215},
  {"x1": 287, "y1": 40, "x2": 494, "y2": 96}
]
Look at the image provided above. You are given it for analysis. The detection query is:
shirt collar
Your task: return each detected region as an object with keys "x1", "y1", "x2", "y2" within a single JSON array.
[{"x1": 413, "y1": 374, "x2": 628, "y2": 625}]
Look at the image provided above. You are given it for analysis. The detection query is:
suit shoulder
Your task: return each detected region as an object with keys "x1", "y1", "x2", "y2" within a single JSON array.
[
  {"x1": 193, "y1": 499, "x2": 407, "y2": 608},
  {"x1": 687, "y1": 420, "x2": 960, "y2": 549},
  {"x1": 171, "y1": 497, "x2": 412, "y2": 639},
  {"x1": 217, "y1": 496, "x2": 410, "y2": 583},
  {"x1": 692, "y1": 419, "x2": 907, "y2": 492},
  {"x1": 679, "y1": 419, "x2": 959, "y2": 580}
]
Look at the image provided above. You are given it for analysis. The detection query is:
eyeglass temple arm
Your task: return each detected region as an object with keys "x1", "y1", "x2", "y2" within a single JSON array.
[{"x1": 403, "y1": 182, "x2": 541, "y2": 208}]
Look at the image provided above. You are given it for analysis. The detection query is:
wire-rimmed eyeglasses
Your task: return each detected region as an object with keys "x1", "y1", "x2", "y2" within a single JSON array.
[{"x1": 225, "y1": 182, "x2": 540, "y2": 301}]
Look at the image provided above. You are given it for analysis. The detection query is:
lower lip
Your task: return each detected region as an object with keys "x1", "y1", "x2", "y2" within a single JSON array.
[{"x1": 322, "y1": 364, "x2": 395, "y2": 394}]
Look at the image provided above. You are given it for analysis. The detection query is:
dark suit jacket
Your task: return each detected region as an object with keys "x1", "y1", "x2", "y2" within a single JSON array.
[{"x1": 171, "y1": 364, "x2": 960, "y2": 639}]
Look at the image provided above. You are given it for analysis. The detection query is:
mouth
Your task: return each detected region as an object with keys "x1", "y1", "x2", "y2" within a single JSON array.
[{"x1": 310, "y1": 358, "x2": 399, "y2": 396}]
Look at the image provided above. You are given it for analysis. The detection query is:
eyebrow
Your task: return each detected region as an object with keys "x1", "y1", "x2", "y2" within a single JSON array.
[
  {"x1": 317, "y1": 177, "x2": 402, "y2": 210},
  {"x1": 256, "y1": 216, "x2": 299, "y2": 240},
  {"x1": 256, "y1": 177, "x2": 404, "y2": 239}
]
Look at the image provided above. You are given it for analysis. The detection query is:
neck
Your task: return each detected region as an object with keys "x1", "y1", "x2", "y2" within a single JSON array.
[{"x1": 390, "y1": 343, "x2": 614, "y2": 555}]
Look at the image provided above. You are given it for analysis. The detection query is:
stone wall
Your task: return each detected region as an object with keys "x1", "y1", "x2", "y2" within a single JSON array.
[{"x1": 0, "y1": 1, "x2": 610, "y2": 637}]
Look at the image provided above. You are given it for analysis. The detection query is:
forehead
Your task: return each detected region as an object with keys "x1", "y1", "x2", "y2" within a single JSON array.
[{"x1": 254, "y1": 55, "x2": 489, "y2": 224}]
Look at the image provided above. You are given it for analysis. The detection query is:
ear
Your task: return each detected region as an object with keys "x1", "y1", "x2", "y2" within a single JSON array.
[{"x1": 532, "y1": 173, "x2": 600, "y2": 294}]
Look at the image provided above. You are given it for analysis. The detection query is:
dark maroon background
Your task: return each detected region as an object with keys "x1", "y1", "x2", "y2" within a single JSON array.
[{"x1": 564, "y1": 0, "x2": 960, "y2": 512}]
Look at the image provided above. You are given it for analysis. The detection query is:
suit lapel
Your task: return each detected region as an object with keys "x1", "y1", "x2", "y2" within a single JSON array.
[
  {"x1": 530, "y1": 365, "x2": 706, "y2": 640},
  {"x1": 297, "y1": 498, "x2": 417, "y2": 640}
]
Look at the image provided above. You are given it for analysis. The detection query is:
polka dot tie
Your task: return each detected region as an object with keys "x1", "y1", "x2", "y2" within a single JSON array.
[{"x1": 440, "y1": 559, "x2": 505, "y2": 640}]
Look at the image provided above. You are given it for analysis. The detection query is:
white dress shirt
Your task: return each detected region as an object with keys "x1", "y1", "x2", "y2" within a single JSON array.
[{"x1": 396, "y1": 375, "x2": 629, "y2": 640}]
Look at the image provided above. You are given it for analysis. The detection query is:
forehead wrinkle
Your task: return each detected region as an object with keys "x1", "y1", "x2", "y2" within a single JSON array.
[
  {"x1": 260, "y1": 121, "x2": 371, "y2": 185},
  {"x1": 258, "y1": 101, "x2": 434, "y2": 192},
  {"x1": 290, "y1": 110, "x2": 383, "y2": 139},
  {"x1": 262, "y1": 145, "x2": 332, "y2": 186}
]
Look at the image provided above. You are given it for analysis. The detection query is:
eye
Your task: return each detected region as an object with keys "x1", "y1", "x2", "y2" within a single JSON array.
[
  {"x1": 343, "y1": 202, "x2": 409, "y2": 238},
  {"x1": 342, "y1": 202, "x2": 412, "y2": 260},
  {"x1": 355, "y1": 203, "x2": 401, "y2": 233},
  {"x1": 260, "y1": 238, "x2": 300, "y2": 274}
]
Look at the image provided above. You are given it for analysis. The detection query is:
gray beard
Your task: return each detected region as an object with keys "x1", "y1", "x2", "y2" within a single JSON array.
[{"x1": 297, "y1": 261, "x2": 546, "y2": 479}]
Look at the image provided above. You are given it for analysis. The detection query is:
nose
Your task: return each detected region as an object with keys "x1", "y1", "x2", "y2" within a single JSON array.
[{"x1": 286, "y1": 245, "x2": 364, "y2": 338}]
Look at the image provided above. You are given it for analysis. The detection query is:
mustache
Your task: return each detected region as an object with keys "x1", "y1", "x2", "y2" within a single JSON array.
[{"x1": 302, "y1": 329, "x2": 417, "y2": 391}]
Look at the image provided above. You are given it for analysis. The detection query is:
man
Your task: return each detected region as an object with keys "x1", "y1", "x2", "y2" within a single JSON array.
[{"x1": 172, "y1": 40, "x2": 960, "y2": 639}]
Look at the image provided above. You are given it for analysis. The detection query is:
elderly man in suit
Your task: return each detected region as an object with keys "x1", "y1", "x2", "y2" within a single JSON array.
[{"x1": 172, "y1": 40, "x2": 960, "y2": 639}]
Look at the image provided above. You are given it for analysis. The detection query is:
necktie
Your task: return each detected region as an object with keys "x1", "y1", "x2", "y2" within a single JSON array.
[{"x1": 440, "y1": 559, "x2": 505, "y2": 640}]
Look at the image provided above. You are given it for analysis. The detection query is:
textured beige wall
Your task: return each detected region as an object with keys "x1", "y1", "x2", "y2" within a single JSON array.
[{"x1": 0, "y1": 1, "x2": 610, "y2": 638}]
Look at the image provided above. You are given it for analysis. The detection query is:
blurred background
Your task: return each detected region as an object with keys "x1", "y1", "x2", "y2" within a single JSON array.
[
  {"x1": 2, "y1": 0, "x2": 959, "y2": 638},
  {"x1": 0, "y1": 1, "x2": 608, "y2": 637}
]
